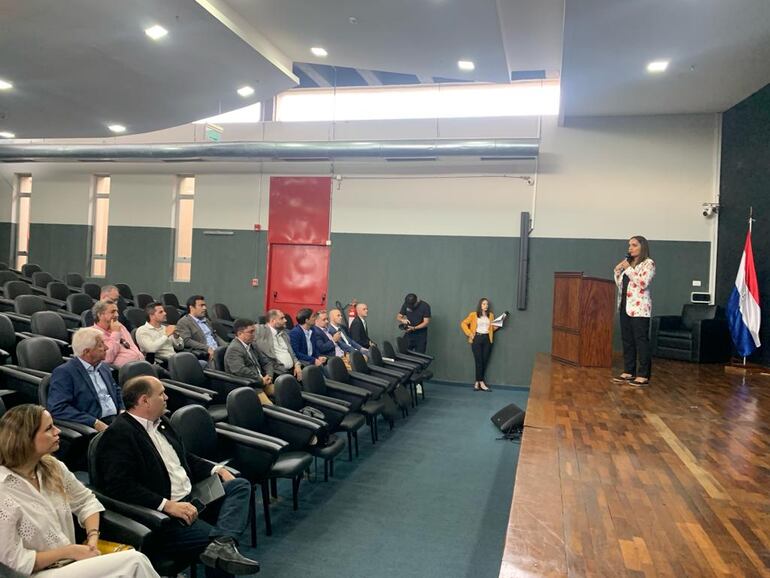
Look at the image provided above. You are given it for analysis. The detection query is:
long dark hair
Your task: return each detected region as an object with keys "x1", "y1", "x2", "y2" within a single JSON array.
[
  {"x1": 476, "y1": 297, "x2": 491, "y2": 318},
  {"x1": 630, "y1": 235, "x2": 651, "y2": 266}
]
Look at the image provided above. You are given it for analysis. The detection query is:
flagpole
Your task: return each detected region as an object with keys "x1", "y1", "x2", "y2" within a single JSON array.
[{"x1": 744, "y1": 206, "x2": 754, "y2": 366}]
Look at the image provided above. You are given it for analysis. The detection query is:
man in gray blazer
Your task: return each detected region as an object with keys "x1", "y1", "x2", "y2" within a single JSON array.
[
  {"x1": 224, "y1": 318, "x2": 274, "y2": 405},
  {"x1": 253, "y1": 309, "x2": 302, "y2": 380},
  {"x1": 176, "y1": 295, "x2": 226, "y2": 363}
]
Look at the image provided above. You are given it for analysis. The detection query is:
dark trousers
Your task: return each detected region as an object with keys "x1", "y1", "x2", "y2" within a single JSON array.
[
  {"x1": 157, "y1": 477, "x2": 251, "y2": 578},
  {"x1": 407, "y1": 330, "x2": 428, "y2": 353},
  {"x1": 471, "y1": 334, "x2": 493, "y2": 381},
  {"x1": 619, "y1": 310, "x2": 652, "y2": 378}
]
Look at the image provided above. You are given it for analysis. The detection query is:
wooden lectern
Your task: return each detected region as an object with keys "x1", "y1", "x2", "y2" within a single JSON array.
[{"x1": 551, "y1": 272, "x2": 615, "y2": 367}]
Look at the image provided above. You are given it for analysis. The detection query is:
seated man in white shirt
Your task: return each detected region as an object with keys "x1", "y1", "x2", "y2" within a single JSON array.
[
  {"x1": 135, "y1": 302, "x2": 184, "y2": 363},
  {"x1": 253, "y1": 309, "x2": 302, "y2": 380},
  {"x1": 95, "y1": 375, "x2": 259, "y2": 577}
]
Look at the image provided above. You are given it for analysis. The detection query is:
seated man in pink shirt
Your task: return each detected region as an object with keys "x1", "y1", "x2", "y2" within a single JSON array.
[{"x1": 92, "y1": 299, "x2": 144, "y2": 367}]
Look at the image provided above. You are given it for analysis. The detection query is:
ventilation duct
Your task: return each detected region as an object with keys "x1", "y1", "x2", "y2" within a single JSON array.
[{"x1": 0, "y1": 139, "x2": 538, "y2": 163}]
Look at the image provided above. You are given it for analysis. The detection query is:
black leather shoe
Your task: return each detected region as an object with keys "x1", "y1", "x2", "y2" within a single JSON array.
[{"x1": 200, "y1": 536, "x2": 260, "y2": 575}]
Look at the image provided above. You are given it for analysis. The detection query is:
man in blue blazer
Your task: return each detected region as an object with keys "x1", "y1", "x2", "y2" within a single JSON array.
[
  {"x1": 288, "y1": 308, "x2": 327, "y2": 366},
  {"x1": 48, "y1": 327, "x2": 124, "y2": 431},
  {"x1": 328, "y1": 308, "x2": 368, "y2": 355}
]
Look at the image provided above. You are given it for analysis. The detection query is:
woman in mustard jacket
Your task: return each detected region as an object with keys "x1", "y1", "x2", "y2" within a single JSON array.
[{"x1": 460, "y1": 298, "x2": 496, "y2": 391}]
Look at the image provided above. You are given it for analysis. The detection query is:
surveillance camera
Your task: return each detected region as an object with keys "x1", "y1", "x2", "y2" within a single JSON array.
[{"x1": 702, "y1": 202, "x2": 719, "y2": 217}]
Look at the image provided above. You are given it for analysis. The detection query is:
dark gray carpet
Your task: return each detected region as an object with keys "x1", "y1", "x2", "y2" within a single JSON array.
[{"x1": 225, "y1": 382, "x2": 528, "y2": 578}]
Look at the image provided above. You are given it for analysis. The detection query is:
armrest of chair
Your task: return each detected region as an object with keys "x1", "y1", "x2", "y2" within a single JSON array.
[
  {"x1": 54, "y1": 419, "x2": 97, "y2": 437},
  {"x1": 302, "y1": 391, "x2": 351, "y2": 411},
  {"x1": 323, "y1": 380, "x2": 371, "y2": 400},
  {"x1": 405, "y1": 349, "x2": 433, "y2": 362},
  {"x1": 100, "y1": 510, "x2": 152, "y2": 551},
  {"x1": 654, "y1": 315, "x2": 683, "y2": 332},
  {"x1": 57, "y1": 311, "x2": 82, "y2": 324},
  {"x1": 216, "y1": 423, "x2": 289, "y2": 451},
  {"x1": 203, "y1": 369, "x2": 258, "y2": 389},
  {"x1": 695, "y1": 318, "x2": 732, "y2": 362},
  {"x1": 4, "y1": 312, "x2": 31, "y2": 330},
  {"x1": 30, "y1": 286, "x2": 47, "y2": 296},
  {"x1": 380, "y1": 359, "x2": 416, "y2": 375},
  {"x1": 0, "y1": 364, "x2": 46, "y2": 382},
  {"x1": 41, "y1": 296, "x2": 67, "y2": 310},
  {"x1": 91, "y1": 490, "x2": 172, "y2": 531},
  {"x1": 0, "y1": 297, "x2": 14, "y2": 311},
  {"x1": 347, "y1": 371, "x2": 389, "y2": 390},
  {"x1": 392, "y1": 352, "x2": 427, "y2": 368},
  {"x1": 66, "y1": 285, "x2": 83, "y2": 294},
  {"x1": 160, "y1": 379, "x2": 216, "y2": 403},
  {"x1": 263, "y1": 405, "x2": 323, "y2": 448},
  {"x1": 367, "y1": 365, "x2": 405, "y2": 382}
]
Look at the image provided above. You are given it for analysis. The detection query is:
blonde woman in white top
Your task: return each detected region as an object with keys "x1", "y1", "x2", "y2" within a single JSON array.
[{"x1": 0, "y1": 404, "x2": 159, "y2": 577}]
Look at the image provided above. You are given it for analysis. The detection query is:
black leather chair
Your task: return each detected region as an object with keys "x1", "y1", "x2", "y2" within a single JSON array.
[
  {"x1": 65, "y1": 272, "x2": 85, "y2": 291},
  {"x1": 384, "y1": 340, "x2": 432, "y2": 402},
  {"x1": 275, "y1": 373, "x2": 364, "y2": 463},
  {"x1": 66, "y1": 292, "x2": 94, "y2": 316},
  {"x1": 124, "y1": 306, "x2": 147, "y2": 331},
  {"x1": 9, "y1": 294, "x2": 80, "y2": 332},
  {"x1": 25, "y1": 311, "x2": 73, "y2": 354},
  {"x1": 0, "y1": 336, "x2": 67, "y2": 403},
  {"x1": 82, "y1": 282, "x2": 101, "y2": 300},
  {"x1": 371, "y1": 344, "x2": 424, "y2": 407},
  {"x1": 651, "y1": 304, "x2": 732, "y2": 363},
  {"x1": 115, "y1": 283, "x2": 135, "y2": 305},
  {"x1": 5, "y1": 280, "x2": 66, "y2": 311},
  {"x1": 46, "y1": 281, "x2": 71, "y2": 301},
  {"x1": 170, "y1": 404, "x2": 281, "y2": 547},
  {"x1": 211, "y1": 303, "x2": 236, "y2": 334},
  {"x1": 325, "y1": 356, "x2": 392, "y2": 441},
  {"x1": 167, "y1": 352, "x2": 256, "y2": 421},
  {"x1": 223, "y1": 387, "x2": 316, "y2": 535},
  {"x1": 87, "y1": 433, "x2": 200, "y2": 577},
  {"x1": 118, "y1": 360, "x2": 214, "y2": 412},
  {"x1": 31, "y1": 271, "x2": 59, "y2": 289},
  {"x1": 164, "y1": 305, "x2": 181, "y2": 325},
  {"x1": 0, "y1": 313, "x2": 17, "y2": 365},
  {"x1": 350, "y1": 350, "x2": 410, "y2": 417},
  {"x1": 302, "y1": 364, "x2": 380, "y2": 449},
  {"x1": 135, "y1": 292, "x2": 154, "y2": 310},
  {"x1": 213, "y1": 345, "x2": 228, "y2": 371},
  {"x1": 161, "y1": 292, "x2": 186, "y2": 315},
  {"x1": 20, "y1": 263, "x2": 42, "y2": 278}
]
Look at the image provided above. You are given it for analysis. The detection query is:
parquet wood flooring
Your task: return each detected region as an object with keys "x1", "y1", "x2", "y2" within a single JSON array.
[{"x1": 500, "y1": 353, "x2": 770, "y2": 578}]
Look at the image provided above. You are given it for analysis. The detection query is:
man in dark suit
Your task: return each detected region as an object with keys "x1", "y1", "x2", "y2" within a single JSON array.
[
  {"x1": 224, "y1": 318, "x2": 274, "y2": 405},
  {"x1": 288, "y1": 308, "x2": 327, "y2": 367},
  {"x1": 94, "y1": 375, "x2": 259, "y2": 577},
  {"x1": 177, "y1": 295, "x2": 226, "y2": 364},
  {"x1": 47, "y1": 327, "x2": 124, "y2": 431},
  {"x1": 328, "y1": 308, "x2": 368, "y2": 355},
  {"x1": 312, "y1": 310, "x2": 342, "y2": 358},
  {"x1": 349, "y1": 303, "x2": 375, "y2": 349}
]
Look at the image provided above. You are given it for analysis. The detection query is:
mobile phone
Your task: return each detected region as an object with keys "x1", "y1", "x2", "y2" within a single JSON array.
[{"x1": 190, "y1": 497, "x2": 206, "y2": 514}]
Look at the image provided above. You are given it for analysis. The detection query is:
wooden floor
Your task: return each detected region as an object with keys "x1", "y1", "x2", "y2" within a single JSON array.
[{"x1": 500, "y1": 353, "x2": 770, "y2": 578}]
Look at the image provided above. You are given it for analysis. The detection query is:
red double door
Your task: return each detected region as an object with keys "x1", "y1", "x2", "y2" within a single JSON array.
[{"x1": 265, "y1": 177, "x2": 332, "y2": 321}]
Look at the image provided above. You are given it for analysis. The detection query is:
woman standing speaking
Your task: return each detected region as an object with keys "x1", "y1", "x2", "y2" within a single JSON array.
[
  {"x1": 613, "y1": 235, "x2": 656, "y2": 386},
  {"x1": 460, "y1": 298, "x2": 496, "y2": 392}
]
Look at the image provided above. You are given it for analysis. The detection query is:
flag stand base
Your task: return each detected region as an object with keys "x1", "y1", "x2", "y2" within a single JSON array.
[{"x1": 724, "y1": 359, "x2": 766, "y2": 375}]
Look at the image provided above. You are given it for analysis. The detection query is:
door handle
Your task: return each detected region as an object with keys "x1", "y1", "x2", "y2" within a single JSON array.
[
  {"x1": 273, "y1": 291, "x2": 278, "y2": 299},
  {"x1": 321, "y1": 293, "x2": 326, "y2": 304}
]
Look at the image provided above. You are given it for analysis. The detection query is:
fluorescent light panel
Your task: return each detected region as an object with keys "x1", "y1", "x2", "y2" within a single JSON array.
[
  {"x1": 0, "y1": 131, "x2": 15, "y2": 138},
  {"x1": 237, "y1": 86, "x2": 255, "y2": 97},
  {"x1": 145, "y1": 25, "x2": 168, "y2": 40},
  {"x1": 647, "y1": 60, "x2": 669, "y2": 73},
  {"x1": 0, "y1": 79, "x2": 13, "y2": 90},
  {"x1": 108, "y1": 124, "x2": 126, "y2": 133},
  {"x1": 311, "y1": 47, "x2": 328, "y2": 57},
  {"x1": 457, "y1": 60, "x2": 475, "y2": 71}
]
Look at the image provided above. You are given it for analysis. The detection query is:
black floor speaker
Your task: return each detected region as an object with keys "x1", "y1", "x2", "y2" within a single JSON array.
[{"x1": 490, "y1": 403, "x2": 525, "y2": 434}]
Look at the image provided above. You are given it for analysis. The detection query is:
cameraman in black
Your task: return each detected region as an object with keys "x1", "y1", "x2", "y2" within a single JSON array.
[{"x1": 396, "y1": 293, "x2": 431, "y2": 353}]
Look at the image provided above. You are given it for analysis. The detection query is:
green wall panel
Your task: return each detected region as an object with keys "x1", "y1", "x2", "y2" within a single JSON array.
[{"x1": 28, "y1": 223, "x2": 90, "y2": 279}]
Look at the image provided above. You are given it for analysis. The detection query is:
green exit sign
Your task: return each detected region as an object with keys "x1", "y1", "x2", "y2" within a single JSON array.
[{"x1": 205, "y1": 123, "x2": 223, "y2": 142}]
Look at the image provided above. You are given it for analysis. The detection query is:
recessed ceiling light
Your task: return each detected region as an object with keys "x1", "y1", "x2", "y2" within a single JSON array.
[
  {"x1": 0, "y1": 79, "x2": 13, "y2": 90},
  {"x1": 646, "y1": 60, "x2": 669, "y2": 73},
  {"x1": 311, "y1": 47, "x2": 328, "y2": 57},
  {"x1": 457, "y1": 60, "x2": 475, "y2": 71},
  {"x1": 0, "y1": 131, "x2": 15, "y2": 138},
  {"x1": 145, "y1": 25, "x2": 168, "y2": 40},
  {"x1": 108, "y1": 124, "x2": 127, "y2": 133},
  {"x1": 237, "y1": 86, "x2": 255, "y2": 98}
]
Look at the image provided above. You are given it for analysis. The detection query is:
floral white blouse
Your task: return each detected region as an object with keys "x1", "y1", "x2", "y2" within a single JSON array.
[
  {"x1": 614, "y1": 258, "x2": 656, "y2": 318},
  {"x1": 0, "y1": 459, "x2": 104, "y2": 575}
]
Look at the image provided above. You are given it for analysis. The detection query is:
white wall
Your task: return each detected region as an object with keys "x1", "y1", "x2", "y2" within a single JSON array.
[{"x1": 0, "y1": 113, "x2": 719, "y2": 243}]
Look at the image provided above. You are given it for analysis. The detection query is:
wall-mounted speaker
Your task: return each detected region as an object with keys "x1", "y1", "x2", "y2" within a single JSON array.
[{"x1": 490, "y1": 403, "x2": 526, "y2": 434}]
